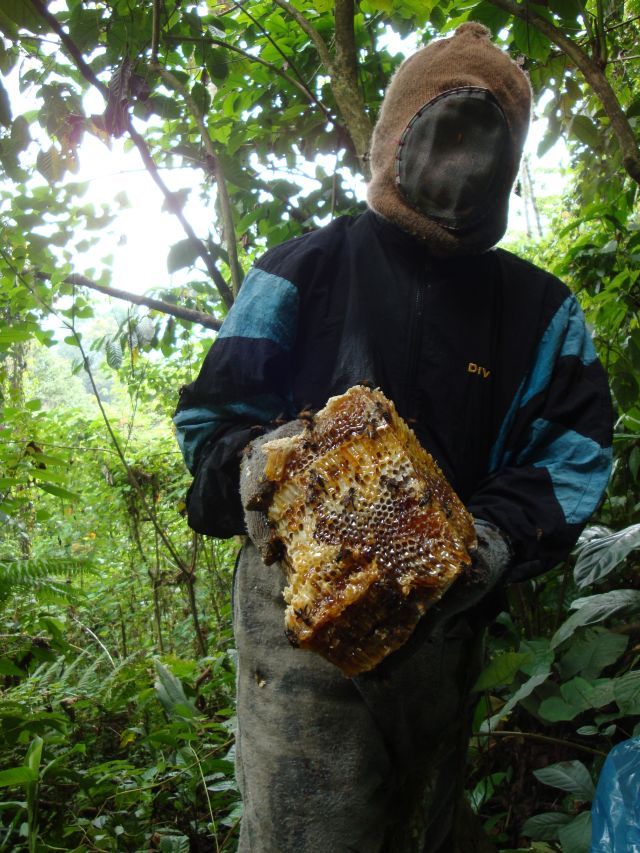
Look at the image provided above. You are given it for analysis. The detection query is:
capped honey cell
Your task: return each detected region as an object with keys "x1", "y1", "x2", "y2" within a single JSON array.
[{"x1": 261, "y1": 385, "x2": 477, "y2": 677}]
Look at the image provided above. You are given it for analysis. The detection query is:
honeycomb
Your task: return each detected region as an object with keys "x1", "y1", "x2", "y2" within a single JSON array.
[{"x1": 261, "y1": 386, "x2": 477, "y2": 677}]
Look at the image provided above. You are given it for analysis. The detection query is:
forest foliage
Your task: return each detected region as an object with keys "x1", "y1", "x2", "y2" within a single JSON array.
[{"x1": 1, "y1": 0, "x2": 639, "y2": 851}]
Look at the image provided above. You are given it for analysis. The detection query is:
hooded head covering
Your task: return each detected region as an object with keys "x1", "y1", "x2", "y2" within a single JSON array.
[{"x1": 367, "y1": 22, "x2": 532, "y2": 256}]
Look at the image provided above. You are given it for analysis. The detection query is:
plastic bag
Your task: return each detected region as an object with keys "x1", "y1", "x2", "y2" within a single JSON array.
[{"x1": 590, "y1": 737, "x2": 640, "y2": 852}]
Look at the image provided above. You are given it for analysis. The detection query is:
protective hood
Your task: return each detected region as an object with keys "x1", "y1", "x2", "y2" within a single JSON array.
[{"x1": 367, "y1": 22, "x2": 532, "y2": 257}]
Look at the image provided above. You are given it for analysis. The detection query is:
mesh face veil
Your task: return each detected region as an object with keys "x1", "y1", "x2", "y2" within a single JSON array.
[
  {"x1": 396, "y1": 87, "x2": 512, "y2": 230},
  {"x1": 367, "y1": 23, "x2": 532, "y2": 256}
]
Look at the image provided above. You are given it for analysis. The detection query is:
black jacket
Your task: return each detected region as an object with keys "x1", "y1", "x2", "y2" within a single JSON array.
[{"x1": 174, "y1": 211, "x2": 613, "y2": 582}]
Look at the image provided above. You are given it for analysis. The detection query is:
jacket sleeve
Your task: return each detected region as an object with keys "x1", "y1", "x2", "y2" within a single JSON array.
[
  {"x1": 466, "y1": 293, "x2": 613, "y2": 582},
  {"x1": 173, "y1": 266, "x2": 299, "y2": 538}
]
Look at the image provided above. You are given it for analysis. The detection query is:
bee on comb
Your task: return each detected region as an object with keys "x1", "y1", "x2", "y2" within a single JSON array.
[{"x1": 260, "y1": 386, "x2": 476, "y2": 676}]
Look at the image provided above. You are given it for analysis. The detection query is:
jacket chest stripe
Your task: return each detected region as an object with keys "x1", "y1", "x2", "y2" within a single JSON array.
[{"x1": 218, "y1": 267, "x2": 299, "y2": 351}]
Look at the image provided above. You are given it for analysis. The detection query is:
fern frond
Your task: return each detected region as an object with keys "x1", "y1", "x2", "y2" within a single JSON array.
[
  {"x1": 30, "y1": 582, "x2": 82, "y2": 607},
  {"x1": 77, "y1": 654, "x2": 111, "y2": 690},
  {"x1": 0, "y1": 558, "x2": 95, "y2": 584},
  {"x1": 99, "y1": 651, "x2": 147, "y2": 701},
  {"x1": 0, "y1": 558, "x2": 94, "y2": 606}
]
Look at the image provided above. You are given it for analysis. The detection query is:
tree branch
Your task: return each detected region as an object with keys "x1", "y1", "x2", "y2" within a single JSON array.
[
  {"x1": 271, "y1": 0, "x2": 334, "y2": 71},
  {"x1": 163, "y1": 34, "x2": 335, "y2": 130},
  {"x1": 229, "y1": 0, "x2": 313, "y2": 102},
  {"x1": 30, "y1": 0, "x2": 108, "y2": 97},
  {"x1": 74, "y1": 333, "x2": 189, "y2": 572},
  {"x1": 155, "y1": 66, "x2": 244, "y2": 298},
  {"x1": 271, "y1": 0, "x2": 372, "y2": 175},
  {"x1": 595, "y1": 0, "x2": 607, "y2": 66},
  {"x1": 30, "y1": 0, "x2": 235, "y2": 309},
  {"x1": 124, "y1": 119, "x2": 235, "y2": 308},
  {"x1": 35, "y1": 271, "x2": 221, "y2": 331},
  {"x1": 151, "y1": 0, "x2": 160, "y2": 63},
  {"x1": 488, "y1": 0, "x2": 640, "y2": 185},
  {"x1": 606, "y1": 13, "x2": 640, "y2": 32},
  {"x1": 163, "y1": 34, "x2": 332, "y2": 119},
  {"x1": 332, "y1": 0, "x2": 374, "y2": 176},
  {"x1": 578, "y1": 0, "x2": 598, "y2": 58},
  {"x1": 474, "y1": 729, "x2": 607, "y2": 757},
  {"x1": 2, "y1": 253, "x2": 197, "y2": 574}
]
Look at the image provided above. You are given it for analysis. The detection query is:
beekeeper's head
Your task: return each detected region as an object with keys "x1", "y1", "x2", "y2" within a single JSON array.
[{"x1": 367, "y1": 22, "x2": 532, "y2": 256}]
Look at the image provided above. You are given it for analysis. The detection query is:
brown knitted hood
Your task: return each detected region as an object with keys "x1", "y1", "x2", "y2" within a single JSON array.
[{"x1": 367, "y1": 22, "x2": 532, "y2": 256}]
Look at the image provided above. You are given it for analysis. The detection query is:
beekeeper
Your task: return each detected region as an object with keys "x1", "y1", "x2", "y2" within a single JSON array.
[{"x1": 174, "y1": 22, "x2": 612, "y2": 852}]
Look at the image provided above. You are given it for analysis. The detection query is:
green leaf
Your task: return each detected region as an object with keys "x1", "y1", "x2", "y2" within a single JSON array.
[
  {"x1": 557, "y1": 812, "x2": 591, "y2": 853},
  {"x1": 570, "y1": 115, "x2": 600, "y2": 149},
  {"x1": 468, "y1": 2, "x2": 511, "y2": 35},
  {"x1": 533, "y1": 761, "x2": 595, "y2": 801},
  {"x1": 216, "y1": 150, "x2": 254, "y2": 189},
  {"x1": 537, "y1": 696, "x2": 580, "y2": 722},
  {"x1": 580, "y1": 678, "x2": 615, "y2": 710},
  {"x1": 136, "y1": 316, "x2": 155, "y2": 346},
  {"x1": 611, "y1": 371, "x2": 639, "y2": 412},
  {"x1": 191, "y1": 81, "x2": 211, "y2": 115},
  {"x1": 519, "y1": 638, "x2": 555, "y2": 677},
  {"x1": 574, "y1": 524, "x2": 640, "y2": 588},
  {"x1": 0, "y1": 327, "x2": 32, "y2": 345},
  {"x1": 154, "y1": 660, "x2": 198, "y2": 719},
  {"x1": 538, "y1": 676, "x2": 617, "y2": 722},
  {"x1": 468, "y1": 770, "x2": 508, "y2": 812},
  {"x1": 522, "y1": 811, "x2": 573, "y2": 841},
  {"x1": 26, "y1": 735, "x2": 43, "y2": 777},
  {"x1": 559, "y1": 676, "x2": 600, "y2": 713},
  {"x1": 204, "y1": 46, "x2": 229, "y2": 81},
  {"x1": 480, "y1": 672, "x2": 550, "y2": 732},
  {"x1": 159, "y1": 836, "x2": 191, "y2": 853},
  {"x1": 167, "y1": 238, "x2": 200, "y2": 273},
  {"x1": 0, "y1": 766, "x2": 37, "y2": 788},
  {"x1": 628, "y1": 329, "x2": 640, "y2": 373},
  {"x1": 105, "y1": 340, "x2": 124, "y2": 369},
  {"x1": 429, "y1": 6, "x2": 446, "y2": 30},
  {"x1": 148, "y1": 94, "x2": 183, "y2": 120},
  {"x1": 0, "y1": 0, "x2": 44, "y2": 33},
  {"x1": 29, "y1": 469, "x2": 71, "y2": 485},
  {"x1": 614, "y1": 670, "x2": 640, "y2": 715},
  {"x1": 512, "y1": 18, "x2": 552, "y2": 63},
  {"x1": 627, "y1": 97, "x2": 640, "y2": 119},
  {"x1": 0, "y1": 41, "x2": 16, "y2": 74},
  {"x1": 162, "y1": 188, "x2": 190, "y2": 215},
  {"x1": 538, "y1": 127, "x2": 560, "y2": 158},
  {"x1": 0, "y1": 9, "x2": 18, "y2": 38},
  {"x1": 548, "y1": 0, "x2": 582, "y2": 23},
  {"x1": 560, "y1": 628, "x2": 629, "y2": 679},
  {"x1": 0, "y1": 78, "x2": 12, "y2": 128},
  {"x1": 551, "y1": 590, "x2": 640, "y2": 648},
  {"x1": 0, "y1": 659, "x2": 25, "y2": 677},
  {"x1": 575, "y1": 725, "x2": 599, "y2": 736},
  {"x1": 36, "y1": 482, "x2": 79, "y2": 501},
  {"x1": 36, "y1": 146, "x2": 65, "y2": 185},
  {"x1": 68, "y1": 6, "x2": 102, "y2": 52},
  {"x1": 474, "y1": 652, "x2": 529, "y2": 691},
  {"x1": 360, "y1": 0, "x2": 388, "y2": 12}
]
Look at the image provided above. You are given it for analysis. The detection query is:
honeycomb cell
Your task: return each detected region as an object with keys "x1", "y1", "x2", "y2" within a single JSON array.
[{"x1": 262, "y1": 386, "x2": 476, "y2": 676}]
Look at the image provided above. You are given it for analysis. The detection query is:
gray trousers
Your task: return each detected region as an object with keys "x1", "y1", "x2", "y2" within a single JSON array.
[{"x1": 233, "y1": 542, "x2": 484, "y2": 853}]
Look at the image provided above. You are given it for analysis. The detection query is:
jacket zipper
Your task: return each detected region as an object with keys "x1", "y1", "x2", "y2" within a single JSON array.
[{"x1": 405, "y1": 269, "x2": 427, "y2": 417}]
